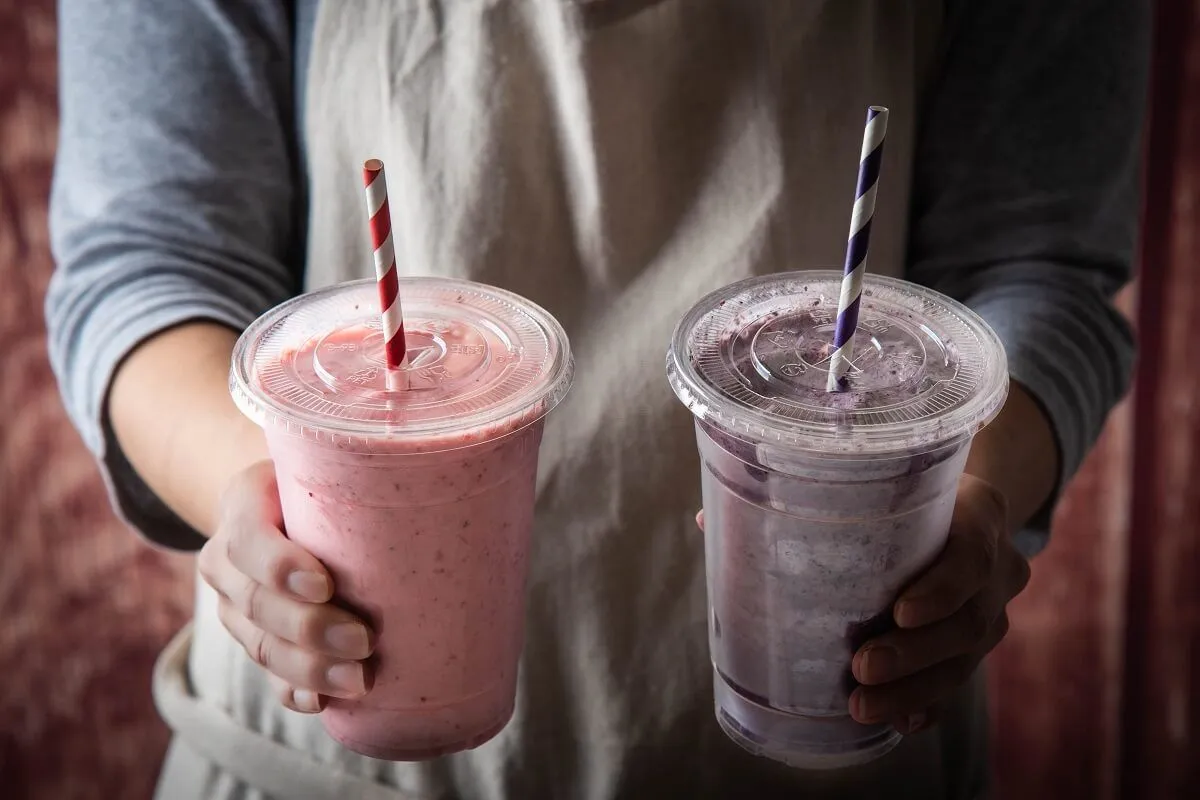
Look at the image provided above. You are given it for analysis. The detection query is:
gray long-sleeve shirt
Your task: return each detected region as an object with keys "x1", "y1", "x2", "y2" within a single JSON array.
[{"x1": 48, "y1": 0, "x2": 1147, "y2": 555}]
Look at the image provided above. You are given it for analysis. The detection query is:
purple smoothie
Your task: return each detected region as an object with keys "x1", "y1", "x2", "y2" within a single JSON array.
[{"x1": 668, "y1": 271, "x2": 1008, "y2": 769}]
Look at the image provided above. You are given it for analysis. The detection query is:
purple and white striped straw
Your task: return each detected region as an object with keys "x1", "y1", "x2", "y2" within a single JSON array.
[{"x1": 827, "y1": 105, "x2": 889, "y2": 392}]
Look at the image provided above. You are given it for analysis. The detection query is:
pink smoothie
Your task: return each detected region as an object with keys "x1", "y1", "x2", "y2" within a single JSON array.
[
  {"x1": 231, "y1": 278, "x2": 573, "y2": 761},
  {"x1": 268, "y1": 413, "x2": 542, "y2": 760}
]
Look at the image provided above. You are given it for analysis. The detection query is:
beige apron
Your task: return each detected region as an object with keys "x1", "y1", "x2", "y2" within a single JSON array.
[{"x1": 153, "y1": 1, "x2": 990, "y2": 798}]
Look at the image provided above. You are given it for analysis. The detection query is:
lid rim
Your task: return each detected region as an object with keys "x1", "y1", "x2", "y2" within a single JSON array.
[
  {"x1": 231, "y1": 277, "x2": 573, "y2": 441},
  {"x1": 667, "y1": 271, "x2": 1009, "y2": 456}
]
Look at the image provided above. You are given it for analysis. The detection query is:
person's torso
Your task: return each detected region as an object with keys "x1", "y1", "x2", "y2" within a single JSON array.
[{"x1": 187, "y1": 2, "x2": 986, "y2": 798}]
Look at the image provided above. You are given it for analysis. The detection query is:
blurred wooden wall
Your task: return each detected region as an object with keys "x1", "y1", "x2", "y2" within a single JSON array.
[
  {"x1": 989, "y1": 2, "x2": 1200, "y2": 799},
  {"x1": 0, "y1": 1, "x2": 1197, "y2": 799},
  {"x1": 1119, "y1": 0, "x2": 1200, "y2": 796},
  {"x1": 0, "y1": 2, "x2": 194, "y2": 798}
]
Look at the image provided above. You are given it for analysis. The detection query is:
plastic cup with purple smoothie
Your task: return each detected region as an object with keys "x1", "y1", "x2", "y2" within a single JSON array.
[{"x1": 667, "y1": 270, "x2": 1008, "y2": 769}]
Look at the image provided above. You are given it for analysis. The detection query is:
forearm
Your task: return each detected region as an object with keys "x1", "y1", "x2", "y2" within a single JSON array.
[
  {"x1": 47, "y1": 0, "x2": 300, "y2": 543},
  {"x1": 963, "y1": 380, "x2": 1059, "y2": 533},
  {"x1": 109, "y1": 322, "x2": 268, "y2": 537},
  {"x1": 907, "y1": 0, "x2": 1145, "y2": 540}
]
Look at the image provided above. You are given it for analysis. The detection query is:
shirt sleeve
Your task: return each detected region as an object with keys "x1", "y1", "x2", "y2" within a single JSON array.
[
  {"x1": 47, "y1": 0, "x2": 301, "y2": 549},
  {"x1": 906, "y1": 0, "x2": 1149, "y2": 554}
]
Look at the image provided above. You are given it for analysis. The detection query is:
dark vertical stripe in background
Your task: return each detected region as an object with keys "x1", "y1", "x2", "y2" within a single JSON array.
[
  {"x1": 991, "y1": 2, "x2": 1200, "y2": 800},
  {"x1": 1120, "y1": 0, "x2": 1200, "y2": 798}
]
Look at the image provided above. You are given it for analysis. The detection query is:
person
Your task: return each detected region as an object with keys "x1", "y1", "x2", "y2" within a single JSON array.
[{"x1": 47, "y1": 1, "x2": 1147, "y2": 798}]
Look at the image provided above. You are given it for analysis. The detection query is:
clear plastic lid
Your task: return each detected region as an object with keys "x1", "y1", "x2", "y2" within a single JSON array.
[
  {"x1": 232, "y1": 278, "x2": 573, "y2": 447},
  {"x1": 667, "y1": 271, "x2": 1008, "y2": 455}
]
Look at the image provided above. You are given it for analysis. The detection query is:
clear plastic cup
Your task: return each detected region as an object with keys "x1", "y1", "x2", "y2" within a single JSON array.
[
  {"x1": 667, "y1": 270, "x2": 1008, "y2": 769},
  {"x1": 231, "y1": 277, "x2": 572, "y2": 760}
]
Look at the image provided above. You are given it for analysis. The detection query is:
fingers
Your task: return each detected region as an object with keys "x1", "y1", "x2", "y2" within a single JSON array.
[
  {"x1": 848, "y1": 476, "x2": 1025, "y2": 726},
  {"x1": 890, "y1": 703, "x2": 940, "y2": 736},
  {"x1": 199, "y1": 461, "x2": 376, "y2": 710},
  {"x1": 220, "y1": 569, "x2": 373, "y2": 660},
  {"x1": 227, "y1": 526, "x2": 333, "y2": 604},
  {"x1": 696, "y1": 510, "x2": 705, "y2": 531},
  {"x1": 218, "y1": 599, "x2": 371, "y2": 699},
  {"x1": 850, "y1": 619, "x2": 1005, "y2": 724},
  {"x1": 851, "y1": 657, "x2": 970, "y2": 726},
  {"x1": 853, "y1": 600, "x2": 1009, "y2": 686},
  {"x1": 894, "y1": 476, "x2": 1008, "y2": 629},
  {"x1": 269, "y1": 674, "x2": 324, "y2": 715},
  {"x1": 208, "y1": 461, "x2": 333, "y2": 603}
]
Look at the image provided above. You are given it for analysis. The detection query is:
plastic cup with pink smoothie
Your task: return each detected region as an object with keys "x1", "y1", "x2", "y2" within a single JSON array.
[
  {"x1": 667, "y1": 270, "x2": 1008, "y2": 769},
  {"x1": 230, "y1": 276, "x2": 572, "y2": 760}
]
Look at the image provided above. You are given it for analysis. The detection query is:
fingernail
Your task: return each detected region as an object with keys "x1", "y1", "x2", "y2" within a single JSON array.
[
  {"x1": 850, "y1": 690, "x2": 871, "y2": 722},
  {"x1": 894, "y1": 599, "x2": 918, "y2": 625},
  {"x1": 862, "y1": 646, "x2": 899, "y2": 682},
  {"x1": 293, "y1": 689, "x2": 321, "y2": 713},
  {"x1": 287, "y1": 571, "x2": 329, "y2": 601},
  {"x1": 895, "y1": 599, "x2": 933, "y2": 628},
  {"x1": 327, "y1": 662, "x2": 366, "y2": 695},
  {"x1": 326, "y1": 622, "x2": 370, "y2": 658}
]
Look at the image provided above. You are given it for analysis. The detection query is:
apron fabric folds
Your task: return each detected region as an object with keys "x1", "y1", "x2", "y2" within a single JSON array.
[{"x1": 154, "y1": 2, "x2": 990, "y2": 798}]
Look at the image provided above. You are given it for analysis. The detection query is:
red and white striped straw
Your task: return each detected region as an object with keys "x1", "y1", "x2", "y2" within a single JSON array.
[{"x1": 362, "y1": 159, "x2": 408, "y2": 386}]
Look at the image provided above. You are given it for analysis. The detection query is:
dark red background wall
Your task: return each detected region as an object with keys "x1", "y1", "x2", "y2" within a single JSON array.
[{"x1": 988, "y1": 2, "x2": 1199, "y2": 799}]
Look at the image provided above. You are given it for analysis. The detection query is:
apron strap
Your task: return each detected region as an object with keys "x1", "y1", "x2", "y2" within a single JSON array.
[{"x1": 153, "y1": 624, "x2": 427, "y2": 800}]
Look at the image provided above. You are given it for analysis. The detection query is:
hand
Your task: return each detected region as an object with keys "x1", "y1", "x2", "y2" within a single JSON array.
[
  {"x1": 198, "y1": 461, "x2": 375, "y2": 714},
  {"x1": 849, "y1": 474, "x2": 1031, "y2": 734}
]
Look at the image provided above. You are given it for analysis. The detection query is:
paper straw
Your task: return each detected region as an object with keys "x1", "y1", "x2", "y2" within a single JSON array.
[
  {"x1": 827, "y1": 106, "x2": 889, "y2": 392},
  {"x1": 362, "y1": 159, "x2": 408, "y2": 388}
]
